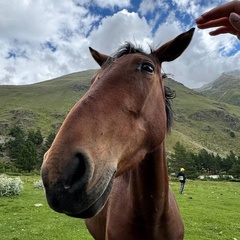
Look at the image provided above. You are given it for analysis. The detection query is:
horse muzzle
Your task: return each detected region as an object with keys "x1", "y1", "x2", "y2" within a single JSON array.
[{"x1": 41, "y1": 151, "x2": 116, "y2": 218}]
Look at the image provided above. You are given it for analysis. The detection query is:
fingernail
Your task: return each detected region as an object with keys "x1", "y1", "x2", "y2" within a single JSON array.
[{"x1": 230, "y1": 13, "x2": 240, "y2": 22}]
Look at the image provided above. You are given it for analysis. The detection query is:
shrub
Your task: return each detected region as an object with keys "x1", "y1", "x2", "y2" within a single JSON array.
[
  {"x1": 33, "y1": 179, "x2": 44, "y2": 190},
  {"x1": 0, "y1": 174, "x2": 23, "y2": 197},
  {"x1": 0, "y1": 162, "x2": 19, "y2": 174}
]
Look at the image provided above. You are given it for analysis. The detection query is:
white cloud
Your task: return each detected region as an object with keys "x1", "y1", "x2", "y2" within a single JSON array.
[
  {"x1": 0, "y1": 0, "x2": 239, "y2": 88},
  {"x1": 138, "y1": 0, "x2": 170, "y2": 16},
  {"x1": 161, "y1": 28, "x2": 240, "y2": 88},
  {"x1": 88, "y1": 10, "x2": 152, "y2": 55},
  {"x1": 0, "y1": 0, "x2": 99, "y2": 84},
  {"x1": 149, "y1": 2, "x2": 240, "y2": 88},
  {"x1": 93, "y1": 0, "x2": 130, "y2": 9},
  {"x1": 74, "y1": 0, "x2": 130, "y2": 9}
]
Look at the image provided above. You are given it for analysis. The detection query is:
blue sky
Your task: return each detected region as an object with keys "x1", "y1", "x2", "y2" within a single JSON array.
[{"x1": 0, "y1": 0, "x2": 239, "y2": 88}]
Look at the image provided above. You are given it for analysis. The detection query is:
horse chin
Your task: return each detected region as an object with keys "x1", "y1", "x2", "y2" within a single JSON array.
[{"x1": 66, "y1": 173, "x2": 115, "y2": 219}]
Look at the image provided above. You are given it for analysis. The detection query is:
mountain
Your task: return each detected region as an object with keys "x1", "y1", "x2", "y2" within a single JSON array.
[
  {"x1": 1, "y1": 69, "x2": 240, "y2": 156},
  {"x1": 0, "y1": 70, "x2": 95, "y2": 135},
  {"x1": 197, "y1": 70, "x2": 240, "y2": 106}
]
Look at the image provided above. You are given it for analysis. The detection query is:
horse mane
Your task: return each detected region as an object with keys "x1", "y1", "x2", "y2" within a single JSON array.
[
  {"x1": 163, "y1": 81, "x2": 175, "y2": 132},
  {"x1": 103, "y1": 42, "x2": 149, "y2": 67},
  {"x1": 103, "y1": 42, "x2": 175, "y2": 132}
]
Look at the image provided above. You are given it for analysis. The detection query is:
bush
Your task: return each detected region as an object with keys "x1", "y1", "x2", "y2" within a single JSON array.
[
  {"x1": 0, "y1": 162, "x2": 19, "y2": 174},
  {"x1": 33, "y1": 179, "x2": 44, "y2": 190},
  {"x1": 229, "y1": 178, "x2": 240, "y2": 182},
  {"x1": 0, "y1": 174, "x2": 23, "y2": 197}
]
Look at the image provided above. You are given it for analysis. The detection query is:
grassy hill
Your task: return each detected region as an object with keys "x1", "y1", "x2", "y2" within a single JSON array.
[
  {"x1": 0, "y1": 70, "x2": 95, "y2": 135},
  {"x1": 166, "y1": 79, "x2": 240, "y2": 155},
  {"x1": 197, "y1": 72, "x2": 240, "y2": 106},
  {"x1": 1, "y1": 69, "x2": 240, "y2": 156}
]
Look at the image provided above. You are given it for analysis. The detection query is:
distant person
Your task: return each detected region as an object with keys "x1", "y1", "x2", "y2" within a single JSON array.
[
  {"x1": 196, "y1": 0, "x2": 240, "y2": 40},
  {"x1": 177, "y1": 168, "x2": 186, "y2": 194}
]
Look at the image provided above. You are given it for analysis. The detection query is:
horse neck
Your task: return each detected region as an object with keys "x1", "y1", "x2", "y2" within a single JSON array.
[{"x1": 129, "y1": 142, "x2": 169, "y2": 219}]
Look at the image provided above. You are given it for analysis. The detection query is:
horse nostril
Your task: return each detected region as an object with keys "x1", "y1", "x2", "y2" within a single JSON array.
[{"x1": 64, "y1": 152, "x2": 89, "y2": 191}]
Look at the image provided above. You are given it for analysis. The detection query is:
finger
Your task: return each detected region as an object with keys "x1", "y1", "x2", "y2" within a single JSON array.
[
  {"x1": 196, "y1": 1, "x2": 238, "y2": 23},
  {"x1": 229, "y1": 12, "x2": 240, "y2": 32},
  {"x1": 195, "y1": 16, "x2": 206, "y2": 24},
  {"x1": 209, "y1": 26, "x2": 237, "y2": 36},
  {"x1": 197, "y1": 17, "x2": 230, "y2": 29}
]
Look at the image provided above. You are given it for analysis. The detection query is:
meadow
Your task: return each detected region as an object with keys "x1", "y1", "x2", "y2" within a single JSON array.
[{"x1": 0, "y1": 176, "x2": 239, "y2": 240}]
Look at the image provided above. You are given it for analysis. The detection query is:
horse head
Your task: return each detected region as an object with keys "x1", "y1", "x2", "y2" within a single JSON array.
[{"x1": 41, "y1": 28, "x2": 194, "y2": 219}]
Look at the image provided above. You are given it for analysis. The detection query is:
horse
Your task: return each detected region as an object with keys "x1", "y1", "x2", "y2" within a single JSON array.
[{"x1": 41, "y1": 28, "x2": 194, "y2": 240}]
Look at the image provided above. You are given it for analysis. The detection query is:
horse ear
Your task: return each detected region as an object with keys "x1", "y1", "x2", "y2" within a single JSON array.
[
  {"x1": 89, "y1": 47, "x2": 109, "y2": 67},
  {"x1": 153, "y1": 28, "x2": 195, "y2": 63}
]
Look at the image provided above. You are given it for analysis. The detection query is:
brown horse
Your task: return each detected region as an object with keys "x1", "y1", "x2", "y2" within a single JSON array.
[{"x1": 41, "y1": 28, "x2": 194, "y2": 240}]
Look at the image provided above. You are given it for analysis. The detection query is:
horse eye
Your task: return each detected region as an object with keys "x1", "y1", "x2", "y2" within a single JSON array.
[{"x1": 140, "y1": 62, "x2": 154, "y2": 74}]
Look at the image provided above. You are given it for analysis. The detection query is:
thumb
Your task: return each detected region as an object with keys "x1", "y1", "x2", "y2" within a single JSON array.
[{"x1": 229, "y1": 13, "x2": 240, "y2": 37}]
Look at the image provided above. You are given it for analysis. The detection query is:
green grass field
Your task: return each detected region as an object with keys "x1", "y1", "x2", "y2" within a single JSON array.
[
  {"x1": 0, "y1": 176, "x2": 92, "y2": 240},
  {"x1": 173, "y1": 180, "x2": 240, "y2": 240},
  {"x1": 0, "y1": 176, "x2": 239, "y2": 240}
]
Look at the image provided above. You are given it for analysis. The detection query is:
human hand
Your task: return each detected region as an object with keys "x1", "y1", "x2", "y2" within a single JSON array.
[{"x1": 195, "y1": 1, "x2": 240, "y2": 40}]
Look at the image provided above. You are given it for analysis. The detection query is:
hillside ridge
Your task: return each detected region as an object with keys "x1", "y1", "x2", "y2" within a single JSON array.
[
  {"x1": 1, "y1": 69, "x2": 240, "y2": 156},
  {"x1": 197, "y1": 69, "x2": 240, "y2": 106}
]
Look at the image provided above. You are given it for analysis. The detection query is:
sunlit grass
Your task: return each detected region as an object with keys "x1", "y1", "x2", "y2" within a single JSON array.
[
  {"x1": 0, "y1": 176, "x2": 92, "y2": 240},
  {"x1": 0, "y1": 176, "x2": 239, "y2": 240},
  {"x1": 171, "y1": 180, "x2": 240, "y2": 240}
]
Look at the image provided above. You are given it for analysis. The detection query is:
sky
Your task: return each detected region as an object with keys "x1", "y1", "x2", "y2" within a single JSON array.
[{"x1": 0, "y1": 0, "x2": 239, "y2": 88}]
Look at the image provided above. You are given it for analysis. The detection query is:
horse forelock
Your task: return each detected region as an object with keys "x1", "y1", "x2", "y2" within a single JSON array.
[{"x1": 102, "y1": 42, "x2": 158, "y2": 68}]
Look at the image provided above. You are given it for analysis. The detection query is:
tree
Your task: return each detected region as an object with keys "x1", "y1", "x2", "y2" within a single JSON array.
[
  {"x1": 0, "y1": 143, "x2": 4, "y2": 157},
  {"x1": 221, "y1": 151, "x2": 236, "y2": 175},
  {"x1": 168, "y1": 141, "x2": 240, "y2": 179},
  {"x1": 185, "y1": 152, "x2": 197, "y2": 179},
  {"x1": 45, "y1": 132, "x2": 56, "y2": 149},
  {"x1": 16, "y1": 140, "x2": 38, "y2": 172},
  {"x1": 230, "y1": 158, "x2": 240, "y2": 178},
  {"x1": 37, "y1": 132, "x2": 56, "y2": 169},
  {"x1": 5, "y1": 126, "x2": 45, "y2": 172},
  {"x1": 169, "y1": 141, "x2": 187, "y2": 174},
  {"x1": 9, "y1": 126, "x2": 24, "y2": 138},
  {"x1": 211, "y1": 154, "x2": 222, "y2": 174},
  {"x1": 197, "y1": 149, "x2": 212, "y2": 174},
  {"x1": 27, "y1": 129, "x2": 43, "y2": 146},
  {"x1": 6, "y1": 126, "x2": 25, "y2": 160}
]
